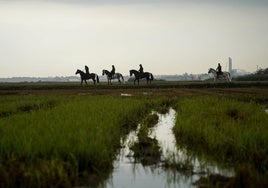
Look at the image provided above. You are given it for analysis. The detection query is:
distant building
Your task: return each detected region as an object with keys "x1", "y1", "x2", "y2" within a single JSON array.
[{"x1": 228, "y1": 57, "x2": 232, "y2": 73}]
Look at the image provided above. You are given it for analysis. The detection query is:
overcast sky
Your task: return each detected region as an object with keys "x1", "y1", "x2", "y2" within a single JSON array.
[{"x1": 0, "y1": 0, "x2": 267, "y2": 77}]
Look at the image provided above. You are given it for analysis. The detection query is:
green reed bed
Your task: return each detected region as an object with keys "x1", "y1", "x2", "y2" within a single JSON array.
[
  {"x1": 0, "y1": 95, "x2": 151, "y2": 187},
  {"x1": 174, "y1": 96, "x2": 268, "y2": 167},
  {"x1": 0, "y1": 95, "x2": 69, "y2": 118},
  {"x1": 173, "y1": 96, "x2": 268, "y2": 171}
]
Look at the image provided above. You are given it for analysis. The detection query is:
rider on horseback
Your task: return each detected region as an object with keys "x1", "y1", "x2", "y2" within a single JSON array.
[
  {"x1": 216, "y1": 63, "x2": 222, "y2": 78},
  {"x1": 139, "y1": 64, "x2": 144, "y2": 74},
  {"x1": 85, "y1": 65, "x2": 90, "y2": 75},
  {"x1": 111, "y1": 65, "x2": 115, "y2": 78}
]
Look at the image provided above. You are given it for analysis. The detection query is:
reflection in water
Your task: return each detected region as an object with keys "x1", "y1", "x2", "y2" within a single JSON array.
[{"x1": 104, "y1": 108, "x2": 234, "y2": 188}]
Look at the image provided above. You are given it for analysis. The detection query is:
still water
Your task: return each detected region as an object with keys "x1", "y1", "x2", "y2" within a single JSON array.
[{"x1": 103, "y1": 109, "x2": 234, "y2": 188}]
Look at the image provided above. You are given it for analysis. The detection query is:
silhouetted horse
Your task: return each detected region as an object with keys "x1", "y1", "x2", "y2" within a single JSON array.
[
  {"x1": 129, "y1": 69, "x2": 154, "y2": 85},
  {"x1": 102, "y1": 69, "x2": 124, "y2": 85},
  {"x1": 75, "y1": 69, "x2": 99, "y2": 85},
  {"x1": 208, "y1": 68, "x2": 232, "y2": 82}
]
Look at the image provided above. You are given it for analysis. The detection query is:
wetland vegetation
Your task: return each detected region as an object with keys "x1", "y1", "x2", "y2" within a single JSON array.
[
  {"x1": 174, "y1": 96, "x2": 268, "y2": 187},
  {"x1": 0, "y1": 81, "x2": 267, "y2": 187}
]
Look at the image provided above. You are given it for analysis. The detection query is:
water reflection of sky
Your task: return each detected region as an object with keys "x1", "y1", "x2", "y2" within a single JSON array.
[{"x1": 104, "y1": 108, "x2": 234, "y2": 188}]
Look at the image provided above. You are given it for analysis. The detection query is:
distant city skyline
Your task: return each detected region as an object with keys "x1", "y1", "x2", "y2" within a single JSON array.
[{"x1": 0, "y1": 0, "x2": 267, "y2": 77}]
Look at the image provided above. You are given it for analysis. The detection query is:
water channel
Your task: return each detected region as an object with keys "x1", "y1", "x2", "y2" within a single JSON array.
[{"x1": 102, "y1": 108, "x2": 234, "y2": 188}]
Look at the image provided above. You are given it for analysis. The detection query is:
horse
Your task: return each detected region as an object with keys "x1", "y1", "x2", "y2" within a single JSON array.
[
  {"x1": 102, "y1": 69, "x2": 125, "y2": 85},
  {"x1": 208, "y1": 68, "x2": 232, "y2": 82},
  {"x1": 75, "y1": 69, "x2": 99, "y2": 85},
  {"x1": 129, "y1": 69, "x2": 154, "y2": 85}
]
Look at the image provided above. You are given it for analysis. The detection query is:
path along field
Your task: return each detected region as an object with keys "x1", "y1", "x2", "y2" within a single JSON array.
[{"x1": 0, "y1": 81, "x2": 267, "y2": 187}]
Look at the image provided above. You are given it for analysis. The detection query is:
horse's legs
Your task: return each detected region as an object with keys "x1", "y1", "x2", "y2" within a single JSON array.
[
  {"x1": 134, "y1": 78, "x2": 137, "y2": 85},
  {"x1": 85, "y1": 80, "x2": 87, "y2": 85},
  {"x1": 80, "y1": 80, "x2": 83, "y2": 85}
]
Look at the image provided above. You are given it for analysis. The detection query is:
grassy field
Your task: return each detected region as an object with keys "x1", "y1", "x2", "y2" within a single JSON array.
[
  {"x1": 173, "y1": 96, "x2": 268, "y2": 187},
  {"x1": 174, "y1": 96, "x2": 268, "y2": 164},
  {"x1": 0, "y1": 81, "x2": 267, "y2": 187},
  {"x1": 0, "y1": 94, "x2": 159, "y2": 187}
]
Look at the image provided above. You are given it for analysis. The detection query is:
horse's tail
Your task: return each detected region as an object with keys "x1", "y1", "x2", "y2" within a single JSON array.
[
  {"x1": 150, "y1": 73, "x2": 154, "y2": 80},
  {"x1": 120, "y1": 74, "x2": 125, "y2": 84},
  {"x1": 96, "y1": 75, "x2": 99, "y2": 83},
  {"x1": 228, "y1": 72, "x2": 232, "y2": 82}
]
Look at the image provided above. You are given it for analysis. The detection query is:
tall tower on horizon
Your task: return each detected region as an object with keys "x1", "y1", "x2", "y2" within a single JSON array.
[{"x1": 229, "y1": 57, "x2": 232, "y2": 73}]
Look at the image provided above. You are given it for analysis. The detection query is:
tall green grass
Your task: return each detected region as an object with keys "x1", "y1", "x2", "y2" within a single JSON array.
[
  {"x1": 173, "y1": 96, "x2": 268, "y2": 172},
  {"x1": 0, "y1": 95, "x2": 152, "y2": 186},
  {"x1": 0, "y1": 95, "x2": 70, "y2": 117}
]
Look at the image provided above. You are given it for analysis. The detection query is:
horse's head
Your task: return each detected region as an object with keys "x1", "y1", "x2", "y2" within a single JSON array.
[
  {"x1": 102, "y1": 69, "x2": 105, "y2": 76},
  {"x1": 129, "y1": 69, "x2": 138, "y2": 76},
  {"x1": 208, "y1": 68, "x2": 213, "y2": 74},
  {"x1": 75, "y1": 69, "x2": 80, "y2": 75}
]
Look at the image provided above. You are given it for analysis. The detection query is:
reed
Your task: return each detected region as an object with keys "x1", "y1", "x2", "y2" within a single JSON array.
[
  {"x1": 0, "y1": 95, "x2": 151, "y2": 186},
  {"x1": 0, "y1": 95, "x2": 63, "y2": 117},
  {"x1": 173, "y1": 96, "x2": 268, "y2": 172}
]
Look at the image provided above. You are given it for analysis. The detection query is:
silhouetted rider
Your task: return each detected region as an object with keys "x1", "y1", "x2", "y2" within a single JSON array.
[
  {"x1": 85, "y1": 65, "x2": 89, "y2": 75},
  {"x1": 216, "y1": 63, "x2": 222, "y2": 78},
  {"x1": 111, "y1": 65, "x2": 115, "y2": 77},
  {"x1": 139, "y1": 64, "x2": 144, "y2": 74}
]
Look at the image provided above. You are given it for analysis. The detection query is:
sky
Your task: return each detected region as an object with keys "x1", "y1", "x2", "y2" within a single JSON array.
[{"x1": 0, "y1": 0, "x2": 268, "y2": 77}]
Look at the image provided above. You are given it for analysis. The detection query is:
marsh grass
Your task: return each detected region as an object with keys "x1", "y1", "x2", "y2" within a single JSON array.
[
  {"x1": 130, "y1": 122, "x2": 161, "y2": 165},
  {"x1": 0, "y1": 95, "x2": 152, "y2": 187},
  {"x1": 129, "y1": 110, "x2": 164, "y2": 166},
  {"x1": 0, "y1": 95, "x2": 66, "y2": 118},
  {"x1": 143, "y1": 113, "x2": 159, "y2": 128},
  {"x1": 0, "y1": 84, "x2": 267, "y2": 187},
  {"x1": 173, "y1": 96, "x2": 268, "y2": 171}
]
